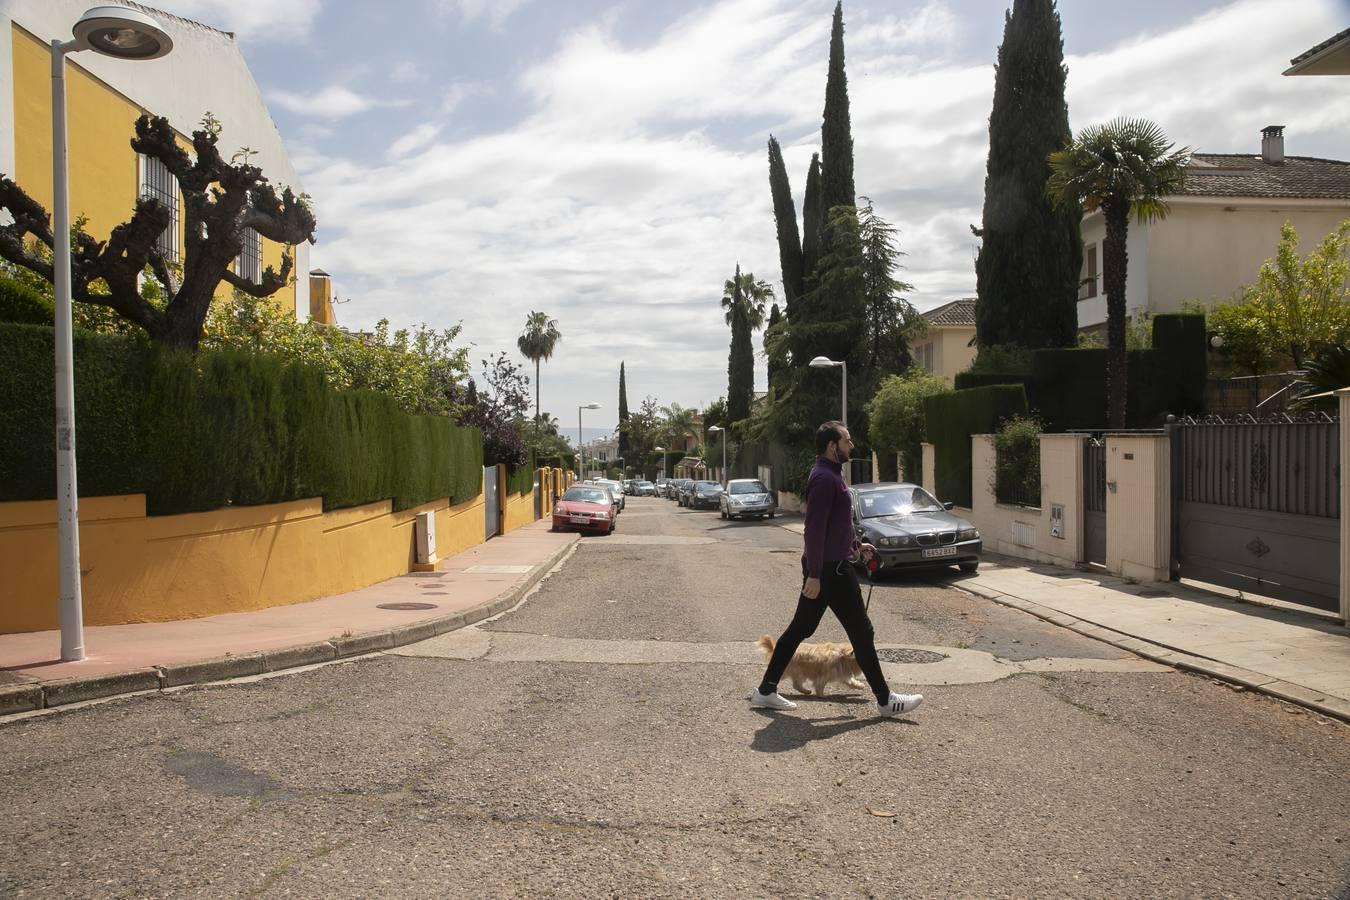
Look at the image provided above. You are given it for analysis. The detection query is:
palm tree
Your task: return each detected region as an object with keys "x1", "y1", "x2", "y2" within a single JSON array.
[
  {"x1": 722, "y1": 266, "x2": 773, "y2": 422},
  {"x1": 517, "y1": 311, "x2": 562, "y2": 434},
  {"x1": 661, "y1": 402, "x2": 698, "y2": 452},
  {"x1": 1048, "y1": 118, "x2": 1190, "y2": 427},
  {"x1": 721, "y1": 267, "x2": 772, "y2": 331}
]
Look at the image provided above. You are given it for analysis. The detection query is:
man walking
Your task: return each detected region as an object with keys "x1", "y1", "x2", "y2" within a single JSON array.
[{"x1": 750, "y1": 421, "x2": 924, "y2": 718}]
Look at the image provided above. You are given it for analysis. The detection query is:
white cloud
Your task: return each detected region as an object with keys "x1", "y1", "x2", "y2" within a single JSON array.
[
  {"x1": 270, "y1": 85, "x2": 384, "y2": 119},
  {"x1": 150, "y1": 0, "x2": 322, "y2": 42},
  {"x1": 386, "y1": 123, "x2": 442, "y2": 160},
  {"x1": 301, "y1": 0, "x2": 1346, "y2": 431}
]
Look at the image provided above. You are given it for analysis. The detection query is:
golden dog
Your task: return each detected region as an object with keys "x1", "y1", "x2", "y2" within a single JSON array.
[{"x1": 756, "y1": 634, "x2": 866, "y2": 697}]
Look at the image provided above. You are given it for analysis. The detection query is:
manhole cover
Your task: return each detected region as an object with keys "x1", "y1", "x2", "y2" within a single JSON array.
[
  {"x1": 876, "y1": 648, "x2": 947, "y2": 664},
  {"x1": 377, "y1": 602, "x2": 439, "y2": 611}
]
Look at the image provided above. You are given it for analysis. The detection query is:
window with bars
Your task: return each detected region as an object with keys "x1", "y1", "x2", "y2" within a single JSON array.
[
  {"x1": 138, "y1": 154, "x2": 179, "y2": 262},
  {"x1": 917, "y1": 341, "x2": 935, "y2": 372},
  {"x1": 1079, "y1": 244, "x2": 1099, "y2": 300},
  {"x1": 235, "y1": 227, "x2": 262, "y2": 283}
]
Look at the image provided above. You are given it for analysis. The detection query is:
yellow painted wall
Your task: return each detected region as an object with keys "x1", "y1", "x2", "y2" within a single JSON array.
[
  {"x1": 503, "y1": 483, "x2": 538, "y2": 534},
  {"x1": 0, "y1": 490, "x2": 486, "y2": 634},
  {"x1": 10, "y1": 25, "x2": 298, "y2": 313}
]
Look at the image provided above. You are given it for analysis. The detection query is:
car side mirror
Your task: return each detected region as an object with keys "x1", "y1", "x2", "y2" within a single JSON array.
[{"x1": 943, "y1": 501, "x2": 955, "y2": 510}]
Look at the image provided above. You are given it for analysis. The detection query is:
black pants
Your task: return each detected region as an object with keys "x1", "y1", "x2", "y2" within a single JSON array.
[{"x1": 760, "y1": 560, "x2": 890, "y2": 702}]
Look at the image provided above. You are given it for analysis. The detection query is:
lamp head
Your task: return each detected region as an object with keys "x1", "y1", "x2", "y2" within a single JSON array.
[
  {"x1": 809, "y1": 356, "x2": 839, "y2": 369},
  {"x1": 73, "y1": 6, "x2": 173, "y2": 60},
  {"x1": 582, "y1": 402, "x2": 601, "y2": 410}
]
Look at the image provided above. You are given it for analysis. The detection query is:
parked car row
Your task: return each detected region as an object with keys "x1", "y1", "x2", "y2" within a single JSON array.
[
  {"x1": 557, "y1": 472, "x2": 981, "y2": 572},
  {"x1": 654, "y1": 477, "x2": 778, "y2": 521}
]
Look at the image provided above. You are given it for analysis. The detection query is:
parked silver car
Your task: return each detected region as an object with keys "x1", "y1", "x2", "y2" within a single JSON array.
[
  {"x1": 719, "y1": 478, "x2": 776, "y2": 521},
  {"x1": 849, "y1": 482, "x2": 981, "y2": 574}
]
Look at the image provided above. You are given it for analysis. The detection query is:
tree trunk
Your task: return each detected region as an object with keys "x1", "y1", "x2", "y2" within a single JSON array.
[
  {"x1": 534, "y1": 359, "x2": 541, "y2": 438},
  {"x1": 1102, "y1": 200, "x2": 1130, "y2": 429}
]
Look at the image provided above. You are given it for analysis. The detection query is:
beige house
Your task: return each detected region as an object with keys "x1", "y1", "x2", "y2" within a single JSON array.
[
  {"x1": 912, "y1": 299, "x2": 977, "y2": 384},
  {"x1": 1077, "y1": 127, "x2": 1350, "y2": 331}
]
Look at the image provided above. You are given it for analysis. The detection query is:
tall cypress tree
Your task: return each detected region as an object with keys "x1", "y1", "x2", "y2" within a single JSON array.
[
  {"x1": 974, "y1": 0, "x2": 1082, "y2": 349},
  {"x1": 819, "y1": 1, "x2": 855, "y2": 217},
  {"x1": 764, "y1": 302, "x2": 784, "y2": 393},
  {"x1": 617, "y1": 362, "x2": 630, "y2": 461},
  {"x1": 800, "y1": 153, "x2": 823, "y2": 291},
  {"x1": 767, "y1": 136, "x2": 804, "y2": 314}
]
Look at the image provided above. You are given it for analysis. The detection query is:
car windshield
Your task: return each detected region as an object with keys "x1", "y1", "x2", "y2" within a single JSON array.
[
  {"x1": 563, "y1": 487, "x2": 610, "y2": 504},
  {"x1": 729, "y1": 481, "x2": 767, "y2": 495},
  {"x1": 857, "y1": 486, "x2": 943, "y2": 518},
  {"x1": 695, "y1": 481, "x2": 720, "y2": 490},
  {"x1": 639, "y1": 482, "x2": 653, "y2": 488}
]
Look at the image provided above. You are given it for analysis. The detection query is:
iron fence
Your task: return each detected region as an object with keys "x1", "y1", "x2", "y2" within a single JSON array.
[{"x1": 1172, "y1": 419, "x2": 1339, "y2": 518}]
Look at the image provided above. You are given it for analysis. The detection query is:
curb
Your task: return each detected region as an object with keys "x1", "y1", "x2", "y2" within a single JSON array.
[
  {"x1": 957, "y1": 580, "x2": 1350, "y2": 725},
  {"x1": 2, "y1": 533, "x2": 579, "y2": 719}
]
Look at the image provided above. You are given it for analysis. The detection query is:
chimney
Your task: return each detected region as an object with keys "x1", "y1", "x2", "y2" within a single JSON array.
[
  {"x1": 1261, "y1": 125, "x2": 1285, "y2": 165},
  {"x1": 308, "y1": 269, "x2": 334, "y2": 325}
]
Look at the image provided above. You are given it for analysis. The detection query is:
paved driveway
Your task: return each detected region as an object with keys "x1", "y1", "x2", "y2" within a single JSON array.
[{"x1": 2, "y1": 497, "x2": 1347, "y2": 897}]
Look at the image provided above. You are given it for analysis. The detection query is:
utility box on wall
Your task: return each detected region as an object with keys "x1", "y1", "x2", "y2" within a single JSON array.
[{"x1": 415, "y1": 511, "x2": 437, "y2": 565}]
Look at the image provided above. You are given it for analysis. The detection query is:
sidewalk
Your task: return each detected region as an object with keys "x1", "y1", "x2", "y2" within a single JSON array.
[
  {"x1": 963, "y1": 557, "x2": 1350, "y2": 722},
  {"x1": 773, "y1": 512, "x2": 1350, "y2": 723},
  {"x1": 0, "y1": 519, "x2": 578, "y2": 717}
]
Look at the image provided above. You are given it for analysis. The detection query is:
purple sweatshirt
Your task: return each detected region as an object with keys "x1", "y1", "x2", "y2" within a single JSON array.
[{"x1": 802, "y1": 455, "x2": 856, "y2": 578}]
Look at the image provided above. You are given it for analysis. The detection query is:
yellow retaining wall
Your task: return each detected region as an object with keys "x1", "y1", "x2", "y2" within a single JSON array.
[
  {"x1": 0, "y1": 490, "x2": 485, "y2": 634},
  {"x1": 503, "y1": 486, "x2": 537, "y2": 534}
]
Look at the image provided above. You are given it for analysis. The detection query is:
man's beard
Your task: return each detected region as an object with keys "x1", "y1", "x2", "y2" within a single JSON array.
[{"x1": 835, "y1": 446, "x2": 850, "y2": 462}]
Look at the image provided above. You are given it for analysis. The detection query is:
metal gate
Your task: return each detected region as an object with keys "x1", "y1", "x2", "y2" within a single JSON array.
[
  {"x1": 1171, "y1": 418, "x2": 1339, "y2": 611},
  {"x1": 483, "y1": 465, "x2": 500, "y2": 540},
  {"x1": 1083, "y1": 438, "x2": 1106, "y2": 564}
]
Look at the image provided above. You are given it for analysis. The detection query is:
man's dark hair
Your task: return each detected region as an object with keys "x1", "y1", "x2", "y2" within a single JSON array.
[{"x1": 815, "y1": 420, "x2": 847, "y2": 454}]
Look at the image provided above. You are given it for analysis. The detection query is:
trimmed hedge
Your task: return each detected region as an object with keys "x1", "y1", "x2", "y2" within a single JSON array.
[
  {"x1": 0, "y1": 277, "x2": 54, "y2": 326},
  {"x1": 0, "y1": 323, "x2": 483, "y2": 514},
  {"x1": 951, "y1": 315, "x2": 1207, "y2": 432},
  {"x1": 506, "y1": 455, "x2": 535, "y2": 496},
  {"x1": 922, "y1": 384, "x2": 1028, "y2": 508}
]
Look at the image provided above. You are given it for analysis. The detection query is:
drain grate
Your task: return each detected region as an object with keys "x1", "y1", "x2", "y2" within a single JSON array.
[
  {"x1": 377, "y1": 602, "x2": 439, "y2": 611},
  {"x1": 876, "y1": 648, "x2": 946, "y2": 664}
]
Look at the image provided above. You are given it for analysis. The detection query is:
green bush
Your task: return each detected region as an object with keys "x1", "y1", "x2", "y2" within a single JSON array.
[
  {"x1": 0, "y1": 324, "x2": 483, "y2": 513},
  {"x1": 922, "y1": 384, "x2": 1028, "y2": 508},
  {"x1": 993, "y1": 416, "x2": 1041, "y2": 507},
  {"x1": 0, "y1": 277, "x2": 54, "y2": 325},
  {"x1": 1148, "y1": 314, "x2": 1206, "y2": 417},
  {"x1": 865, "y1": 369, "x2": 950, "y2": 481}
]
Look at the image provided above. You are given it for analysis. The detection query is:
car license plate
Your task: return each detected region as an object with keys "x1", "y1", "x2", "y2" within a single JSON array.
[
  {"x1": 570, "y1": 516, "x2": 590, "y2": 525},
  {"x1": 922, "y1": 546, "x2": 957, "y2": 559}
]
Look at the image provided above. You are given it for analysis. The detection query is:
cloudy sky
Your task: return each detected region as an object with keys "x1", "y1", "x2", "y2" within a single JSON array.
[{"x1": 154, "y1": 0, "x2": 1347, "y2": 438}]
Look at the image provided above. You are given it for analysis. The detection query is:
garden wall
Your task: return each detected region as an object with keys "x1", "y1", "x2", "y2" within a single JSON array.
[{"x1": 0, "y1": 487, "x2": 486, "y2": 634}]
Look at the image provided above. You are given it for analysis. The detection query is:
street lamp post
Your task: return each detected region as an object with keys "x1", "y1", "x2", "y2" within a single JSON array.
[
  {"x1": 808, "y1": 356, "x2": 847, "y2": 427},
  {"x1": 50, "y1": 7, "x2": 173, "y2": 662},
  {"x1": 577, "y1": 402, "x2": 600, "y2": 479},
  {"x1": 707, "y1": 425, "x2": 727, "y2": 485}
]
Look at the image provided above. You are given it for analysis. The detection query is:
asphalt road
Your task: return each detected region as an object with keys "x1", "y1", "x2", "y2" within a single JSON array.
[{"x1": 2, "y1": 496, "x2": 1348, "y2": 898}]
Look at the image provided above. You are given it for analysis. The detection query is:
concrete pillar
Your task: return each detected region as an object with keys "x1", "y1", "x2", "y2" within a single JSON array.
[
  {"x1": 971, "y1": 435, "x2": 996, "y2": 514},
  {"x1": 921, "y1": 442, "x2": 936, "y2": 494},
  {"x1": 1105, "y1": 433, "x2": 1171, "y2": 582},
  {"x1": 1040, "y1": 433, "x2": 1086, "y2": 564},
  {"x1": 1340, "y1": 389, "x2": 1349, "y2": 624}
]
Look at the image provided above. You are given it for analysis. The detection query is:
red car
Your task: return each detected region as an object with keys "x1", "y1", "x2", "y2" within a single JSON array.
[{"x1": 551, "y1": 485, "x2": 616, "y2": 535}]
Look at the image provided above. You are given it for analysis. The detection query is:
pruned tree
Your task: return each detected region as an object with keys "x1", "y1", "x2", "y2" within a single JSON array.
[{"x1": 0, "y1": 113, "x2": 316, "y2": 351}]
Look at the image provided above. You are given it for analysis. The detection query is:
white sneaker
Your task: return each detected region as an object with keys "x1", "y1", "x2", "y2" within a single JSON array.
[
  {"x1": 749, "y1": 689, "x2": 798, "y2": 711},
  {"x1": 878, "y1": 692, "x2": 923, "y2": 717}
]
